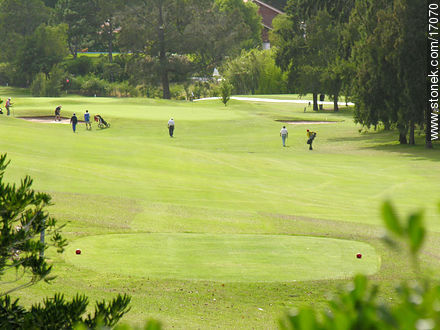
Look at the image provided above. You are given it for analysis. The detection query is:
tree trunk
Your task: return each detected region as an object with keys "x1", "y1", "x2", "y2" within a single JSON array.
[
  {"x1": 426, "y1": 104, "x2": 433, "y2": 149},
  {"x1": 399, "y1": 131, "x2": 407, "y2": 144},
  {"x1": 108, "y1": 22, "x2": 113, "y2": 63},
  {"x1": 333, "y1": 94, "x2": 339, "y2": 112},
  {"x1": 313, "y1": 93, "x2": 318, "y2": 111},
  {"x1": 409, "y1": 120, "x2": 415, "y2": 145},
  {"x1": 319, "y1": 94, "x2": 324, "y2": 110},
  {"x1": 158, "y1": 5, "x2": 170, "y2": 99}
]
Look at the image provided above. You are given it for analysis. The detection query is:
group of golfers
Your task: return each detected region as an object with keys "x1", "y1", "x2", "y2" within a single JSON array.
[
  {"x1": 54, "y1": 104, "x2": 320, "y2": 149},
  {"x1": 280, "y1": 126, "x2": 317, "y2": 150},
  {"x1": 2, "y1": 98, "x2": 316, "y2": 148},
  {"x1": 54, "y1": 105, "x2": 91, "y2": 133}
]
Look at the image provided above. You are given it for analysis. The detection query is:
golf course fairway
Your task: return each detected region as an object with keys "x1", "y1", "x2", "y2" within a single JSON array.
[
  {"x1": 65, "y1": 233, "x2": 379, "y2": 282},
  {"x1": 0, "y1": 87, "x2": 439, "y2": 329}
]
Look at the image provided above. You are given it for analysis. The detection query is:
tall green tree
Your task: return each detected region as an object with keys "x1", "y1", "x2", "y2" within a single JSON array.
[
  {"x1": 54, "y1": 0, "x2": 100, "y2": 58},
  {"x1": 96, "y1": 0, "x2": 124, "y2": 63},
  {"x1": 273, "y1": 0, "x2": 355, "y2": 111},
  {"x1": 350, "y1": 0, "x2": 425, "y2": 144},
  {"x1": 0, "y1": 0, "x2": 50, "y2": 62},
  {"x1": 271, "y1": 11, "x2": 326, "y2": 110},
  {"x1": 215, "y1": 0, "x2": 262, "y2": 49},
  {"x1": 43, "y1": 0, "x2": 58, "y2": 7},
  {"x1": 393, "y1": 0, "x2": 426, "y2": 145},
  {"x1": 350, "y1": 0, "x2": 397, "y2": 132},
  {"x1": 119, "y1": 0, "x2": 254, "y2": 99},
  {"x1": 16, "y1": 24, "x2": 68, "y2": 84}
]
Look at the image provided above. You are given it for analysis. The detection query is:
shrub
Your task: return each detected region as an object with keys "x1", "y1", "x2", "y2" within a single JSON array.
[
  {"x1": 30, "y1": 73, "x2": 46, "y2": 96},
  {"x1": 220, "y1": 79, "x2": 232, "y2": 106},
  {"x1": 66, "y1": 76, "x2": 84, "y2": 93},
  {"x1": 64, "y1": 56, "x2": 94, "y2": 76},
  {"x1": 111, "y1": 81, "x2": 139, "y2": 97},
  {"x1": 136, "y1": 84, "x2": 162, "y2": 98},
  {"x1": 103, "y1": 62, "x2": 124, "y2": 82},
  {"x1": 80, "y1": 76, "x2": 111, "y2": 96},
  {"x1": 45, "y1": 65, "x2": 65, "y2": 97},
  {"x1": 223, "y1": 49, "x2": 288, "y2": 95},
  {"x1": 30, "y1": 65, "x2": 65, "y2": 97},
  {"x1": 170, "y1": 84, "x2": 186, "y2": 100}
]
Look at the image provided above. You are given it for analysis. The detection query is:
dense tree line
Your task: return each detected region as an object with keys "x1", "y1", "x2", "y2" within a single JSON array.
[
  {"x1": 272, "y1": 0, "x2": 428, "y2": 146},
  {"x1": 0, "y1": 0, "x2": 261, "y2": 99},
  {"x1": 0, "y1": 0, "x2": 429, "y2": 145}
]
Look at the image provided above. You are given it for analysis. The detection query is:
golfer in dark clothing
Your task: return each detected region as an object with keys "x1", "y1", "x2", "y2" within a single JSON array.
[
  {"x1": 55, "y1": 105, "x2": 61, "y2": 121},
  {"x1": 306, "y1": 129, "x2": 317, "y2": 150},
  {"x1": 70, "y1": 113, "x2": 78, "y2": 133},
  {"x1": 168, "y1": 118, "x2": 175, "y2": 137}
]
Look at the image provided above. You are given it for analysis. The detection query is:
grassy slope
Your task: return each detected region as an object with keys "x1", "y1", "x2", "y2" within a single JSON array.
[{"x1": 0, "y1": 89, "x2": 439, "y2": 328}]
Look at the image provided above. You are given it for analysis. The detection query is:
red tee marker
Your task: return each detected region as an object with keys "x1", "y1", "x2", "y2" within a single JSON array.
[
  {"x1": 356, "y1": 253, "x2": 362, "y2": 259},
  {"x1": 75, "y1": 249, "x2": 81, "y2": 255}
]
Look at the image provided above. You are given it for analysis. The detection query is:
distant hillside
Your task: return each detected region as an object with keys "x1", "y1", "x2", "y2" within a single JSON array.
[{"x1": 263, "y1": 0, "x2": 287, "y2": 11}]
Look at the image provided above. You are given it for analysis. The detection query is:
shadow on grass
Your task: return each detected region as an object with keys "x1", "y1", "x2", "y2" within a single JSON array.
[{"x1": 328, "y1": 130, "x2": 440, "y2": 161}]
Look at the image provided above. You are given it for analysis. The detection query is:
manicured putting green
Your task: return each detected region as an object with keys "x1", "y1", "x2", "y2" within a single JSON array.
[{"x1": 66, "y1": 233, "x2": 379, "y2": 282}]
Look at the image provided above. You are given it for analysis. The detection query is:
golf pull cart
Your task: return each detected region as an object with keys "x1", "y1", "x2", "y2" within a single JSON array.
[{"x1": 94, "y1": 115, "x2": 111, "y2": 129}]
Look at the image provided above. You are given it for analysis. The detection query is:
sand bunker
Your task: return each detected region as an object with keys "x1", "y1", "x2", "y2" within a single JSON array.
[
  {"x1": 17, "y1": 116, "x2": 83, "y2": 124},
  {"x1": 277, "y1": 120, "x2": 339, "y2": 125}
]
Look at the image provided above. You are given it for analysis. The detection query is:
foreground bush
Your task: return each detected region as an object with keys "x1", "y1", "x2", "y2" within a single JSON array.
[
  {"x1": 280, "y1": 202, "x2": 440, "y2": 329},
  {"x1": 0, "y1": 154, "x2": 131, "y2": 328}
]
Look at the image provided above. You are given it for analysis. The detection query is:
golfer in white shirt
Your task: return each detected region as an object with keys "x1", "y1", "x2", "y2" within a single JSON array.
[
  {"x1": 168, "y1": 118, "x2": 175, "y2": 137},
  {"x1": 280, "y1": 126, "x2": 288, "y2": 147}
]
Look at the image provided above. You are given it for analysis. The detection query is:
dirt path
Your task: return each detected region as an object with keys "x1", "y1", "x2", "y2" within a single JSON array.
[
  {"x1": 195, "y1": 96, "x2": 354, "y2": 106},
  {"x1": 277, "y1": 120, "x2": 340, "y2": 125}
]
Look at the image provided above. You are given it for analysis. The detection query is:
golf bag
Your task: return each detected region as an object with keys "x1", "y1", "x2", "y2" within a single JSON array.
[
  {"x1": 307, "y1": 133, "x2": 316, "y2": 144},
  {"x1": 95, "y1": 115, "x2": 111, "y2": 128}
]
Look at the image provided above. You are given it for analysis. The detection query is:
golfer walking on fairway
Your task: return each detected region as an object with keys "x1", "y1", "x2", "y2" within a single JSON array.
[
  {"x1": 70, "y1": 113, "x2": 78, "y2": 133},
  {"x1": 280, "y1": 126, "x2": 288, "y2": 147},
  {"x1": 168, "y1": 118, "x2": 175, "y2": 137},
  {"x1": 84, "y1": 110, "x2": 91, "y2": 130}
]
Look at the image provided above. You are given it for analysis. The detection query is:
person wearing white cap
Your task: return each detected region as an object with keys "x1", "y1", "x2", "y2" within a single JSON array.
[
  {"x1": 5, "y1": 98, "x2": 12, "y2": 116},
  {"x1": 168, "y1": 118, "x2": 175, "y2": 137}
]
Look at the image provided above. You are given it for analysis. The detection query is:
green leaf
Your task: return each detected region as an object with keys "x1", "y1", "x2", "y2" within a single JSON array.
[
  {"x1": 143, "y1": 319, "x2": 162, "y2": 330},
  {"x1": 381, "y1": 201, "x2": 403, "y2": 236},
  {"x1": 298, "y1": 308, "x2": 319, "y2": 329},
  {"x1": 407, "y1": 212, "x2": 425, "y2": 254},
  {"x1": 352, "y1": 274, "x2": 368, "y2": 300}
]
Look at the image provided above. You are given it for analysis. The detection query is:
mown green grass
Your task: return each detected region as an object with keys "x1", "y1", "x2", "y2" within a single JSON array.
[
  {"x1": 65, "y1": 233, "x2": 379, "y2": 282},
  {"x1": 0, "y1": 87, "x2": 439, "y2": 329}
]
